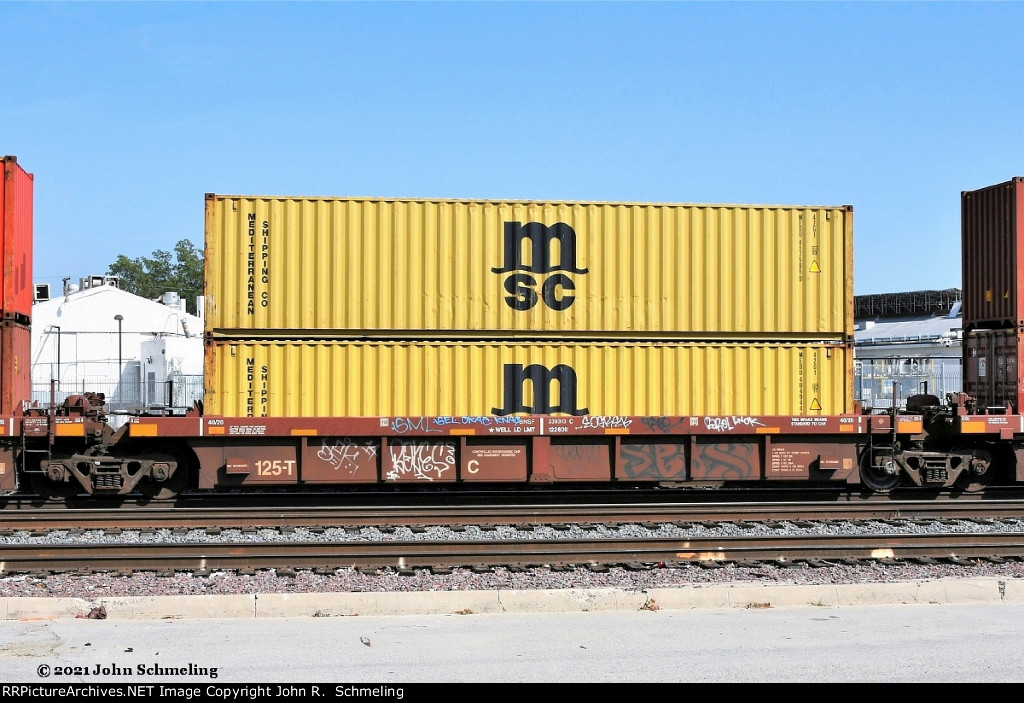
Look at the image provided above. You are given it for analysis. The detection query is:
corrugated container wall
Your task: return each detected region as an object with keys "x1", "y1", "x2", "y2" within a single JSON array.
[
  {"x1": 204, "y1": 339, "x2": 853, "y2": 418},
  {"x1": 0, "y1": 157, "x2": 34, "y2": 324},
  {"x1": 963, "y1": 328, "x2": 1024, "y2": 413},
  {"x1": 205, "y1": 196, "x2": 853, "y2": 340},
  {"x1": 962, "y1": 177, "x2": 1024, "y2": 330},
  {"x1": 0, "y1": 321, "x2": 30, "y2": 416}
]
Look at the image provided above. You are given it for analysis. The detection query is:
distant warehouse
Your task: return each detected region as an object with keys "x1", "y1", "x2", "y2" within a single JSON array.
[{"x1": 854, "y1": 288, "x2": 962, "y2": 410}]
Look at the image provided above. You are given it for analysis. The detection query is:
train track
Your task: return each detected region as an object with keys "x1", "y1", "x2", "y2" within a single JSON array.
[
  {"x1": 1, "y1": 532, "x2": 1022, "y2": 574},
  {"x1": 5, "y1": 499, "x2": 1024, "y2": 532},
  {"x1": 5, "y1": 493, "x2": 1024, "y2": 577}
]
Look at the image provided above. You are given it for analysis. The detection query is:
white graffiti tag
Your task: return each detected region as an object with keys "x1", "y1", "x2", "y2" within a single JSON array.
[
  {"x1": 703, "y1": 416, "x2": 765, "y2": 432},
  {"x1": 580, "y1": 416, "x2": 632, "y2": 429},
  {"x1": 386, "y1": 442, "x2": 456, "y2": 481},
  {"x1": 391, "y1": 417, "x2": 442, "y2": 434},
  {"x1": 317, "y1": 438, "x2": 378, "y2": 476}
]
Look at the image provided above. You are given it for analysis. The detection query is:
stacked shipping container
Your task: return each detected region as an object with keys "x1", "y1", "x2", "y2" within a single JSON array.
[
  {"x1": 0, "y1": 157, "x2": 33, "y2": 415},
  {"x1": 962, "y1": 177, "x2": 1024, "y2": 412},
  {"x1": 204, "y1": 339, "x2": 852, "y2": 417},
  {"x1": 204, "y1": 195, "x2": 855, "y2": 418}
]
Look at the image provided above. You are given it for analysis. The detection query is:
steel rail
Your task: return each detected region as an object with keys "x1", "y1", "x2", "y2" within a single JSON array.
[
  {"x1": 3, "y1": 500, "x2": 1024, "y2": 532},
  {"x1": 2, "y1": 532, "x2": 1023, "y2": 573}
]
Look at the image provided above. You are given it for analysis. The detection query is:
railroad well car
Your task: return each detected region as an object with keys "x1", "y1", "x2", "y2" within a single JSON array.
[{"x1": 3, "y1": 157, "x2": 1023, "y2": 499}]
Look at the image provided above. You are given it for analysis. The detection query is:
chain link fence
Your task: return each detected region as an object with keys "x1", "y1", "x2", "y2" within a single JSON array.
[{"x1": 31, "y1": 375, "x2": 205, "y2": 415}]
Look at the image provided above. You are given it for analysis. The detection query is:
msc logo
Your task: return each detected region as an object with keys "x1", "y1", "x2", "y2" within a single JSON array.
[
  {"x1": 492, "y1": 363, "x2": 589, "y2": 416},
  {"x1": 491, "y1": 222, "x2": 588, "y2": 311}
]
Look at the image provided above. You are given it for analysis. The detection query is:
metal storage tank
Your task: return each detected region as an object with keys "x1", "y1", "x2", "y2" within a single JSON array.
[
  {"x1": 205, "y1": 195, "x2": 853, "y2": 340},
  {"x1": 204, "y1": 339, "x2": 853, "y2": 418},
  {"x1": 961, "y1": 177, "x2": 1024, "y2": 330},
  {"x1": 0, "y1": 157, "x2": 34, "y2": 325}
]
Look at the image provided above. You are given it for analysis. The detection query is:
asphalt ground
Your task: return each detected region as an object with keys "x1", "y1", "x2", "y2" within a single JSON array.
[{"x1": 3, "y1": 576, "x2": 1024, "y2": 620}]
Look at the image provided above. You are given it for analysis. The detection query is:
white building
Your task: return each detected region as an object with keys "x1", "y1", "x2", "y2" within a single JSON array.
[
  {"x1": 854, "y1": 293, "x2": 963, "y2": 410},
  {"x1": 31, "y1": 275, "x2": 205, "y2": 427}
]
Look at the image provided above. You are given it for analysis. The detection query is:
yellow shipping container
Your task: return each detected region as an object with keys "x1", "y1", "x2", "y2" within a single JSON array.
[
  {"x1": 205, "y1": 196, "x2": 853, "y2": 339},
  {"x1": 205, "y1": 339, "x2": 853, "y2": 418}
]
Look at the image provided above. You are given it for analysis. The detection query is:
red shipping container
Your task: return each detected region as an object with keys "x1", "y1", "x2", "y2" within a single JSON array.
[
  {"x1": 963, "y1": 328, "x2": 1024, "y2": 413},
  {"x1": 961, "y1": 177, "x2": 1024, "y2": 331},
  {"x1": 0, "y1": 319, "x2": 30, "y2": 416},
  {"x1": 0, "y1": 156, "x2": 34, "y2": 324}
]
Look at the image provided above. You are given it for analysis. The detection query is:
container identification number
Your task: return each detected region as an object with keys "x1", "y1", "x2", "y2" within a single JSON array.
[{"x1": 256, "y1": 460, "x2": 295, "y2": 477}]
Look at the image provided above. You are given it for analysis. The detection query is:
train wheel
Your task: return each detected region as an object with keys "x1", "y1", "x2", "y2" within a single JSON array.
[
  {"x1": 859, "y1": 448, "x2": 902, "y2": 493},
  {"x1": 137, "y1": 447, "x2": 191, "y2": 500},
  {"x1": 138, "y1": 467, "x2": 189, "y2": 500},
  {"x1": 958, "y1": 447, "x2": 996, "y2": 493},
  {"x1": 29, "y1": 473, "x2": 79, "y2": 500}
]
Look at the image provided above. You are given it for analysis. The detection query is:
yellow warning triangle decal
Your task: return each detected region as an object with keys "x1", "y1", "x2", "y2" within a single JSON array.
[
  {"x1": 809, "y1": 261, "x2": 821, "y2": 273},
  {"x1": 810, "y1": 398, "x2": 821, "y2": 410}
]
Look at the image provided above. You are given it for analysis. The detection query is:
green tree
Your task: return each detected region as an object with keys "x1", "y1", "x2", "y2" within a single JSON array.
[{"x1": 107, "y1": 239, "x2": 205, "y2": 315}]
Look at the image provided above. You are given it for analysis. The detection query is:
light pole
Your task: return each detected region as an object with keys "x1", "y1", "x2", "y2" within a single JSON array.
[
  {"x1": 46, "y1": 325, "x2": 60, "y2": 385},
  {"x1": 114, "y1": 315, "x2": 123, "y2": 404}
]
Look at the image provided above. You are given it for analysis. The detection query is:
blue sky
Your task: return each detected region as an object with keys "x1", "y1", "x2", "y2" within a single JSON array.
[{"x1": 4, "y1": 1, "x2": 1022, "y2": 297}]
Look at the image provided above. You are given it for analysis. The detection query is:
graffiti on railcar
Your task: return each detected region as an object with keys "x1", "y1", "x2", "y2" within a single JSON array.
[
  {"x1": 315, "y1": 438, "x2": 378, "y2": 477},
  {"x1": 703, "y1": 416, "x2": 765, "y2": 432},
  {"x1": 690, "y1": 442, "x2": 760, "y2": 480},
  {"x1": 619, "y1": 442, "x2": 687, "y2": 480},
  {"x1": 640, "y1": 416, "x2": 674, "y2": 433},
  {"x1": 434, "y1": 415, "x2": 529, "y2": 426},
  {"x1": 386, "y1": 440, "x2": 456, "y2": 481},
  {"x1": 581, "y1": 416, "x2": 632, "y2": 430},
  {"x1": 391, "y1": 417, "x2": 443, "y2": 434},
  {"x1": 299, "y1": 437, "x2": 381, "y2": 482}
]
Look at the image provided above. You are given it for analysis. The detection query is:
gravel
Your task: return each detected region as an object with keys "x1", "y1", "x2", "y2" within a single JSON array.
[{"x1": 4, "y1": 519, "x2": 1024, "y2": 599}]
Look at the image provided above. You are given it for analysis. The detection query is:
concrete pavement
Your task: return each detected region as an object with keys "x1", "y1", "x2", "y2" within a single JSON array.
[{"x1": 4, "y1": 577, "x2": 1024, "y2": 619}]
